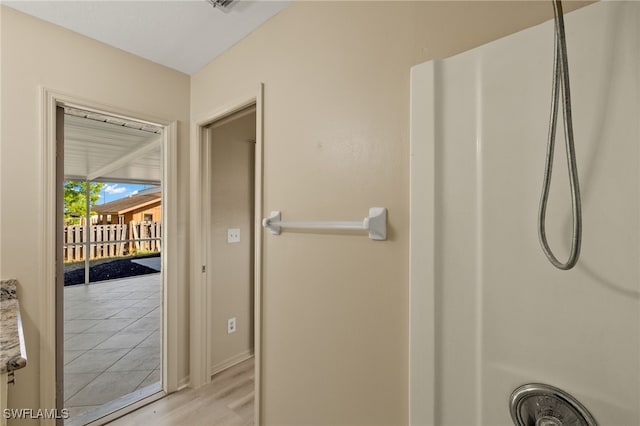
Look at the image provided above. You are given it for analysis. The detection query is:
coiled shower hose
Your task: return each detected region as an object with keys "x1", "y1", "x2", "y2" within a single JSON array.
[{"x1": 538, "y1": 0, "x2": 582, "y2": 270}]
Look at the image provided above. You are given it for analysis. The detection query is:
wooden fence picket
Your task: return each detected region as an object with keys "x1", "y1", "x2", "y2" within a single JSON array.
[{"x1": 63, "y1": 221, "x2": 161, "y2": 262}]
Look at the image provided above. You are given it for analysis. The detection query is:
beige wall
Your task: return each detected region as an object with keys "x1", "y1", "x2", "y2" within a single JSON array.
[
  {"x1": 207, "y1": 111, "x2": 256, "y2": 372},
  {"x1": 191, "y1": 1, "x2": 590, "y2": 425},
  {"x1": 0, "y1": 5, "x2": 190, "y2": 418}
]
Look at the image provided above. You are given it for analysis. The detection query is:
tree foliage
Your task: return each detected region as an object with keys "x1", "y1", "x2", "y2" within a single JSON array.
[{"x1": 64, "y1": 181, "x2": 104, "y2": 225}]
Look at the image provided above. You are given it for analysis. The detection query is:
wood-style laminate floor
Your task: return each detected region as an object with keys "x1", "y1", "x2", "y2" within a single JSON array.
[{"x1": 108, "y1": 357, "x2": 255, "y2": 426}]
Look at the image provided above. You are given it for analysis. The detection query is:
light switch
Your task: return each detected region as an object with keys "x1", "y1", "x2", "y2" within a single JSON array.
[{"x1": 227, "y1": 228, "x2": 240, "y2": 243}]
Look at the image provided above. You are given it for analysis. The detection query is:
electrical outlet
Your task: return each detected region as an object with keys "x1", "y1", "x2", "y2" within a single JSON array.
[
  {"x1": 227, "y1": 317, "x2": 236, "y2": 334},
  {"x1": 227, "y1": 228, "x2": 240, "y2": 243}
]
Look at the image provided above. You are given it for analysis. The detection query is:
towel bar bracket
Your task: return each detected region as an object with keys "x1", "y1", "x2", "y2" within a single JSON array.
[{"x1": 263, "y1": 211, "x2": 282, "y2": 235}]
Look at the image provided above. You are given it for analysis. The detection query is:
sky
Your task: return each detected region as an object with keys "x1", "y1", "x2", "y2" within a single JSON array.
[{"x1": 98, "y1": 183, "x2": 156, "y2": 204}]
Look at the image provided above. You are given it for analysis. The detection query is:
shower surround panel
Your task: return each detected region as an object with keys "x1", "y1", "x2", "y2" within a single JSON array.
[{"x1": 410, "y1": 2, "x2": 640, "y2": 425}]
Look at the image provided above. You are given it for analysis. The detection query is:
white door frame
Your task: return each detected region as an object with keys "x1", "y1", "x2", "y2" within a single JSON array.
[
  {"x1": 40, "y1": 88, "x2": 180, "y2": 423},
  {"x1": 189, "y1": 84, "x2": 263, "y2": 423}
]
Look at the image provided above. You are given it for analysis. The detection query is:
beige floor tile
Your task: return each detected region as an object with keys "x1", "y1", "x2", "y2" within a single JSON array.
[
  {"x1": 121, "y1": 317, "x2": 159, "y2": 333},
  {"x1": 65, "y1": 319, "x2": 101, "y2": 333},
  {"x1": 111, "y1": 306, "x2": 156, "y2": 319},
  {"x1": 64, "y1": 308, "x2": 90, "y2": 321},
  {"x1": 136, "y1": 369, "x2": 160, "y2": 390},
  {"x1": 125, "y1": 291, "x2": 157, "y2": 300},
  {"x1": 137, "y1": 330, "x2": 159, "y2": 348},
  {"x1": 143, "y1": 307, "x2": 160, "y2": 319},
  {"x1": 85, "y1": 318, "x2": 137, "y2": 333},
  {"x1": 94, "y1": 330, "x2": 155, "y2": 350},
  {"x1": 64, "y1": 372, "x2": 101, "y2": 401},
  {"x1": 64, "y1": 350, "x2": 87, "y2": 365},
  {"x1": 65, "y1": 332, "x2": 116, "y2": 350},
  {"x1": 65, "y1": 370, "x2": 151, "y2": 407},
  {"x1": 132, "y1": 298, "x2": 160, "y2": 308},
  {"x1": 99, "y1": 299, "x2": 140, "y2": 309},
  {"x1": 107, "y1": 346, "x2": 160, "y2": 372},
  {"x1": 75, "y1": 307, "x2": 126, "y2": 319},
  {"x1": 65, "y1": 348, "x2": 131, "y2": 374},
  {"x1": 65, "y1": 332, "x2": 80, "y2": 341}
]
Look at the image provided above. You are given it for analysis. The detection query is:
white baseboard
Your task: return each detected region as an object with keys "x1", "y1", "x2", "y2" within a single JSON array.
[
  {"x1": 178, "y1": 375, "x2": 190, "y2": 390},
  {"x1": 210, "y1": 349, "x2": 254, "y2": 378}
]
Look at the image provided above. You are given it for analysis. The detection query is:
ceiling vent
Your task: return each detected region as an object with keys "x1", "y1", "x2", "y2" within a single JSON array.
[{"x1": 206, "y1": 0, "x2": 235, "y2": 12}]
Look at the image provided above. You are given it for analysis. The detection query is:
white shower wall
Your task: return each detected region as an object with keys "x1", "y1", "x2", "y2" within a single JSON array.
[{"x1": 410, "y1": 2, "x2": 639, "y2": 425}]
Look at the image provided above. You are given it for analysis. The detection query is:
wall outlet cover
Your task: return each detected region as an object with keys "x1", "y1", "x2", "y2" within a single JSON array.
[
  {"x1": 227, "y1": 228, "x2": 240, "y2": 243},
  {"x1": 227, "y1": 317, "x2": 237, "y2": 334}
]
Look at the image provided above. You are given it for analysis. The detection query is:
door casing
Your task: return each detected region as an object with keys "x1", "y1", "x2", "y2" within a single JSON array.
[
  {"x1": 40, "y1": 88, "x2": 180, "y2": 424},
  {"x1": 189, "y1": 84, "x2": 264, "y2": 424}
]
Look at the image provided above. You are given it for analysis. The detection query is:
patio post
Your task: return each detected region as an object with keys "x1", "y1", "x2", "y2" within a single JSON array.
[{"x1": 85, "y1": 180, "x2": 91, "y2": 285}]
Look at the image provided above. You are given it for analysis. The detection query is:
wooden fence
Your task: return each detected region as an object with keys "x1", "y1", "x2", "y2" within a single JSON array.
[{"x1": 63, "y1": 221, "x2": 161, "y2": 262}]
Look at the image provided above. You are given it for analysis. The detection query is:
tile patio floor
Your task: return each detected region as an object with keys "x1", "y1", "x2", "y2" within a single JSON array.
[{"x1": 63, "y1": 273, "x2": 161, "y2": 420}]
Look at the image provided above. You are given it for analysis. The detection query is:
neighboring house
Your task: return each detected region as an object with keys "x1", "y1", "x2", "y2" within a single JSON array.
[{"x1": 93, "y1": 192, "x2": 161, "y2": 225}]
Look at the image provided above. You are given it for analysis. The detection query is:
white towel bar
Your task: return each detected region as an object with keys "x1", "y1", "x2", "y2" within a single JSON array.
[{"x1": 262, "y1": 207, "x2": 387, "y2": 241}]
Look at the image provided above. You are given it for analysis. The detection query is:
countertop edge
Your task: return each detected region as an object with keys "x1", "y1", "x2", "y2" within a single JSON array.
[{"x1": 0, "y1": 280, "x2": 27, "y2": 374}]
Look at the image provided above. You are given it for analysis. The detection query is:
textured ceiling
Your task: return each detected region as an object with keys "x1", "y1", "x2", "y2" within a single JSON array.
[{"x1": 2, "y1": 0, "x2": 290, "y2": 75}]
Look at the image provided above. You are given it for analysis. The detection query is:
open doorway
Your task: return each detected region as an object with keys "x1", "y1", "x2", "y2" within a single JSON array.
[
  {"x1": 204, "y1": 105, "x2": 257, "y2": 424},
  {"x1": 59, "y1": 106, "x2": 165, "y2": 424},
  {"x1": 206, "y1": 106, "x2": 256, "y2": 374}
]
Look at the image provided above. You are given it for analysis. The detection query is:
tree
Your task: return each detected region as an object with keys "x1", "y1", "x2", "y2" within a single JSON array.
[{"x1": 64, "y1": 181, "x2": 104, "y2": 225}]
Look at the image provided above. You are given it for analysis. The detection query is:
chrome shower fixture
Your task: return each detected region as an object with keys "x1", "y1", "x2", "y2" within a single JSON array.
[
  {"x1": 538, "y1": 0, "x2": 582, "y2": 270},
  {"x1": 510, "y1": 383, "x2": 597, "y2": 426}
]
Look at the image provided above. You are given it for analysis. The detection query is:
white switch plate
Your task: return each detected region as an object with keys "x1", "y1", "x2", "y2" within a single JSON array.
[
  {"x1": 227, "y1": 228, "x2": 240, "y2": 243},
  {"x1": 227, "y1": 317, "x2": 236, "y2": 334}
]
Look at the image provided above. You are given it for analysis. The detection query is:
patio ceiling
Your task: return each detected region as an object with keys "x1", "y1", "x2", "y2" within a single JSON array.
[{"x1": 64, "y1": 108, "x2": 163, "y2": 185}]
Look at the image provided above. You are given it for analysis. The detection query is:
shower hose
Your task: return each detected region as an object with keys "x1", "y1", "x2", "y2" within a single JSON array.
[{"x1": 538, "y1": 0, "x2": 582, "y2": 270}]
